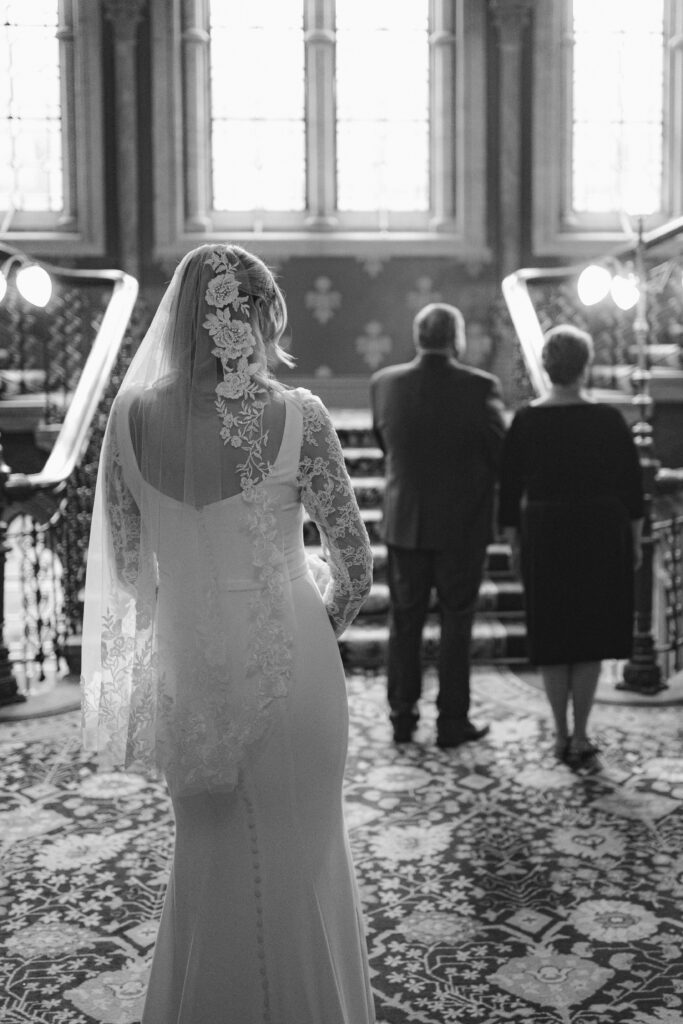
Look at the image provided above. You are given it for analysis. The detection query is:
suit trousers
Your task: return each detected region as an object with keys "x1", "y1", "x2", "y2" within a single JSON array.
[{"x1": 386, "y1": 544, "x2": 486, "y2": 725}]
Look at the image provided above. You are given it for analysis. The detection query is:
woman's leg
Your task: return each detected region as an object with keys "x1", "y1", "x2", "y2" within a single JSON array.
[
  {"x1": 568, "y1": 660, "x2": 601, "y2": 752},
  {"x1": 540, "y1": 664, "x2": 571, "y2": 755}
]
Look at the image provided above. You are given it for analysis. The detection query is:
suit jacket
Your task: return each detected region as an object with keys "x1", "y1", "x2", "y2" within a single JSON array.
[{"x1": 370, "y1": 352, "x2": 506, "y2": 552}]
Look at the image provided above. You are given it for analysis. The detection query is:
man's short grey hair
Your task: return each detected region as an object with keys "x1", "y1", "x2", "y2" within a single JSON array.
[{"x1": 414, "y1": 303, "x2": 466, "y2": 357}]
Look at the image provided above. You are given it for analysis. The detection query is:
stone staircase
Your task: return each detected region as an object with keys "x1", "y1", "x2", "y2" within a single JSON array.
[{"x1": 306, "y1": 409, "x2": 529, "y2": 671}]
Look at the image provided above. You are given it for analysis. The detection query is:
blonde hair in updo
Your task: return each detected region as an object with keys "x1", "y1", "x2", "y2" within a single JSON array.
[
  {"x1": 542, "y1": 325, "x2": 593, "y2": 386},
  {"x1": 171, "y1": 243, "x2": 294, "y2": 383},
  {"x1": 221, "y1": 244, "x2": 294, "y2": 376},
  {"x1": 225, "y1": 245, "x2": 292, "y2": 368}
]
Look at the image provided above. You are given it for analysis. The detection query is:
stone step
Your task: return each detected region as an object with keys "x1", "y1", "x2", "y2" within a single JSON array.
[
  {"x1": 329, "y1": 408, "x2": 373, "y2": 432},
  {"x1": 591, "y1": 361, "x2": 683, "y2": 396},
  {"x1": 304, "y1": 509, "x2": 383, "y2": 545},
  {"x1": 322, "y1": 406, "x2": 530, "y2": 668},
  {"x1": 362, "y1": 579, "x2": 524, "y2": 618},
  {"x1": 351, "y1": 477, "x2": 385, "y2": 507},
  {"x1": 331, "y1": 410, "x2": 375, "y2": 450},
  {"x1": 342, "y1": 447, "x2": 385, "y2": 476},
  {"x1": 335, "y1": 428, "x2": 377, "y2": 449},
  {"x1": 304, "y1": 542, "x2": 516, "y2": 583},
  {"x1": 338, "y1": 619, "x2": 528, "y2": 669}
]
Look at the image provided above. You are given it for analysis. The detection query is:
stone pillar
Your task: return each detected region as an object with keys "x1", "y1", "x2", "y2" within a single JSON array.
[
  {"x1": 429, "y1": 0, "x2": 457, "y2": 231},
  {"x1": 619, "y1": 221, "x2": 665, "y2": 694},
  {"x1": 304, "y1": 0, "x2": 336, "y2": 228},
  {"x1": 103, "y1": 0, "x2": 146, "y2": 278},
  {"x1": 57, "y1": 0, "x2": 77, "y2": 230},
  {"x1": 181, "y1": 0, "x2": 212, "y2": 232},
  {"x1": 489, "y1": 0, "x2": 534, "y2": 276}
]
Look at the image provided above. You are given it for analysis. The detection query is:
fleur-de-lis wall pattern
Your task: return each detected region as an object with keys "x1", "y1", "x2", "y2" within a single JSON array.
[
  {"x1": 356, "y1": 257, "x2": 385, "y2": 279},
  {"x1": 406, "y1": 276, "x2": 443, "y2": 312},
  {"x1": 195, "y1": 256, "x2": 508, "y2": 385},
  {"x1": 304, "y1": 277, "x2": 341, "y2": 325},
  {"x1": 355, "y1": 321, "x2": 393, "y2": 370}
]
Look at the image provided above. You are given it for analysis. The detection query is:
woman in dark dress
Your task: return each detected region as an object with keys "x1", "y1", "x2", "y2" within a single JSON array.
[{"x1": 499, "y1": 326, "x2": 644, "y2": 767}]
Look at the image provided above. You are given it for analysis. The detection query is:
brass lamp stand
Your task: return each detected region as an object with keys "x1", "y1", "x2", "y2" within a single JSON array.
[{"x1": 618, "y1": 218, "x2": 666, "y2": 695}]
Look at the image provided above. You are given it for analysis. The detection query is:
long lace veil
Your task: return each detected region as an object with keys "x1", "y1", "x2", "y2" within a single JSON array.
[{"x1": 81, "y1": 244, "x2": 298, "y2": 794}]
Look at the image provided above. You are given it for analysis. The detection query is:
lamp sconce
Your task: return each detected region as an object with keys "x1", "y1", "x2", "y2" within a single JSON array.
[
  {"x1": 576, "y1": 259, "x2": 641, "y2": 311},
  {"x1": 0, "y1": 251, "x2": 53, "y2": 308},
  {"x1": 577, "y1": 252, "x2": 683, "y2": 314}
]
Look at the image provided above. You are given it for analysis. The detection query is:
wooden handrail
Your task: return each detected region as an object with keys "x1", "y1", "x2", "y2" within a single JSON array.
[{"x1": 0, "y1": 263, "x2": 138, "y2": 498}]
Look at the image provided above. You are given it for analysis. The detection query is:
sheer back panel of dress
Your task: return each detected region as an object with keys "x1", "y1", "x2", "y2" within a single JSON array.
[
  {"x1": 81, "y1": 244, "x2": 302, "y2": 794},
  {"x1": 126, "y1": 248, "x2": 287, "y2": 508}
]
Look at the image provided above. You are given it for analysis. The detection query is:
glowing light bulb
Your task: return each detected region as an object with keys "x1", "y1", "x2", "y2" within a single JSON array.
[
  {"x1": 577, "y1": 264, "x2": 611, "y2": 306},
  {"x1": 610, "y1": 273, "x2": 639, "y2": 311},
  {"x1": 16, "y1": 264, "x2": 52, "y2": 307}
]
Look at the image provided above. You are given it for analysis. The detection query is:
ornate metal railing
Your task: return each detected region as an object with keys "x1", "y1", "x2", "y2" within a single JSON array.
[
  {"x1": 0, "y1": 248, "x2": 138, "y2": 704},
  {"x1": 651, "y1": 474, "x2": 683, "y2": 680},
  {"x1": 652, "y1": 515, "x2": 683, "y2": 678}
]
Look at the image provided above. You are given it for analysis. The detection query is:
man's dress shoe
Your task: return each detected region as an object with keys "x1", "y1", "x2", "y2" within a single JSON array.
[
  {"x1": 436, "y1": 721, "x2": 490, "y2": 749},
  {"x1": 392, "y1": 714, "x2": 418, "y2": 743}
]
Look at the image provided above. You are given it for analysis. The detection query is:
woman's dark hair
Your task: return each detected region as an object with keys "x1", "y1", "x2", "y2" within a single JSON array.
[{"x1": 541, "y1": 325, "x2": 593, "y2": 386}]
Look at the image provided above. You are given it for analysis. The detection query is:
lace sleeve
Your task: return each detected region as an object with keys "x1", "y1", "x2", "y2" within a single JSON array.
[
  {"x1": 297, "y1": 394, "x2": 373, "y2": 637},
  {"x1": 103, "y1": 410, "x2": 142, "y2": 592}
]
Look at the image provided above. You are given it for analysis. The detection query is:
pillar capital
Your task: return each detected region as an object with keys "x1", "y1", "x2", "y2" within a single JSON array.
[{"x1": 103, "y1": 0, "x2": 147, "y2": 44}]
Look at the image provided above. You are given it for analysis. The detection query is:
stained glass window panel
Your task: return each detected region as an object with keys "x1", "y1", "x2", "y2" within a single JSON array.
[
  {"x1": 0, "y1": 0, "x2": 62, "y2": 213},
  {"x1": 336, "y1": 0, "x2": 429, "y2": 212},
  {"x1": 209, "y1": 0, "x2": 305, "y2": 212},
  {"x1": 571, "y1": 0, "x2": 664, "y2": 216}
]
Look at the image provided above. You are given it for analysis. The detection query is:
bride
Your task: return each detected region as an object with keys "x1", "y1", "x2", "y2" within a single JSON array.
[{"x1": 81, "y1": 244, "x2": 375, "y2": 1023}]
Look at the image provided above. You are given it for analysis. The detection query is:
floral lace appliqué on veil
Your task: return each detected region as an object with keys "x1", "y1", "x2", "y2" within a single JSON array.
[{"x1": 156, "y1": 249, "x2": 294, "y2": 793}]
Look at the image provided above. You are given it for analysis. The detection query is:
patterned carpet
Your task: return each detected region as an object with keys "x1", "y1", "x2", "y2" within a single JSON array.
[{"x1": 1, "y1": 666, "x2": 683, "y2": 1024}]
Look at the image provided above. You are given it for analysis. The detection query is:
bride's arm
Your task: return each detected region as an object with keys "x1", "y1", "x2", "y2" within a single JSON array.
[
  {"x1": 297, "y1": 394, "x2": 373, "y2": 637},
  {"x1": 103, "y1": 404, "x2": 143, "y2": 592}
]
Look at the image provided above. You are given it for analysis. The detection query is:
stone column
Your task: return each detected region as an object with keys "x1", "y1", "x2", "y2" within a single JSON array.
[
  {"x1": 304, "y1": 0, "x2": 336, "y2": 228},
  {"x1": 620, "y1": 221, "x2": 665, "y2": 694},
  {"x1": 429, "y1": 0, "x2": 456, "y2": 231},
  {"x1": 181, "y1": 0, "x2": 212, "y2": 232},
  {"x1": 489, "y1": 0, "x2": 534, "y2": 276},
  {"x1": 103, "y1": 0, "x2": 147, "y2": 278},
  {"x1": 57, "y1": 0, "x2": 77, "y2": 230}
]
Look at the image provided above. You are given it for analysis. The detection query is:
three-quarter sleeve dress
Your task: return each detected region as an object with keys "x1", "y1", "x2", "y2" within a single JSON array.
[{"x1": 498, "y1": 402, "x2": 644, "y2": 665}]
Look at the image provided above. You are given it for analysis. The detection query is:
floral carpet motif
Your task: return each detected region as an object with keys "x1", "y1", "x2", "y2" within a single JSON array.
[{"x1": 1, "y1": 667, "x2": 682, "y2": 1024}]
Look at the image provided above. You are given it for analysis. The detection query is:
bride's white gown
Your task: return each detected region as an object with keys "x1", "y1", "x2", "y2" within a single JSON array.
[{"x1": 129, "y1": 388, "x2": 375, "y2": 1024}]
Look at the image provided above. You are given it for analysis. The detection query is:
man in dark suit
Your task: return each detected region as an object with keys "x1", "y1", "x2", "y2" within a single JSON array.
[{"x1": 370, "y1": 303, "x2": 506, "y2": 747}]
